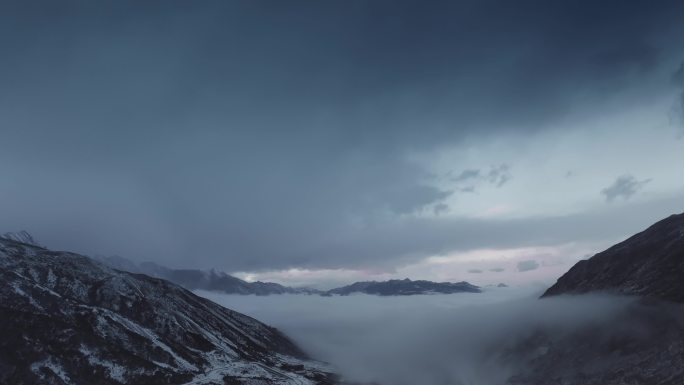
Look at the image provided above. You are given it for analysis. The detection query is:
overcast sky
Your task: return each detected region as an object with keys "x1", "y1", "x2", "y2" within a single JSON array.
[{"x1": 1, "y1": 0, "x2": 683, "y2": 287}]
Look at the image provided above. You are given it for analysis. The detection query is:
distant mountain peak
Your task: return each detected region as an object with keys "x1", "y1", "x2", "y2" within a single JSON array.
[{"x1": 327, "y1": 278, "x2": 481, "y2": 296}]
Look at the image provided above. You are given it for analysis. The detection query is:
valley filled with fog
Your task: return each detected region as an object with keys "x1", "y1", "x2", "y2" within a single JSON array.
[{"x1": 197, "y1": 289, "x2": 652, "y2": 385}]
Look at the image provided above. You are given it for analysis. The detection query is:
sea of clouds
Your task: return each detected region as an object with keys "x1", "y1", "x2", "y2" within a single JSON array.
[{"x1": 197, "y1": 288, "x2": 646, "y2": 385}]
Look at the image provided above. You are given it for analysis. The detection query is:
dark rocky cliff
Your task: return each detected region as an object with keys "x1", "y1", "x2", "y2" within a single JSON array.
[{"x1": 542, "y1": 212, "x2": 684, "y2": 302}]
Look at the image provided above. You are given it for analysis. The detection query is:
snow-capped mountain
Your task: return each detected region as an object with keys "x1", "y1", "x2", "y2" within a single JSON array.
[
  {"x1": 326, "y1": 278, "x2": 481, "y2": 296},
  {"x1": 0, "y1": 237, "x2": 338, "y2": 385},
  {"x1": 1, "y1": 230, "x2": 41, "y2": 247}
]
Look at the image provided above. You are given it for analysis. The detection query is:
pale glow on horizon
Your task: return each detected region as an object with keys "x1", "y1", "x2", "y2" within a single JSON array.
[{"x1": 234, "y1": 240, "x2": 612, "y2": 290}]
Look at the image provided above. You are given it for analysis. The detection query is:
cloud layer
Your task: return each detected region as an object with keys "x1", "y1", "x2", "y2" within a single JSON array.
[{"x1": 199, "y1": 290, "x2": 658, "y2": 385}]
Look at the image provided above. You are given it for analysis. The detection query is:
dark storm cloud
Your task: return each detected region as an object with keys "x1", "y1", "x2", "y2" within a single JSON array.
[
  {"x1": 601, "y1": 175, "x2": 652, "y2": 202},
  {"x1": 516, "y1": 260, "x2": 540, "y2": 272},
  {"x1": 0, "y1": 0, "x2": 683, "y2": 271},
  {"x1": 468, "y1": 269, "x2": 484, "y2": 274},
  {"x1": 489, "y1": 268, "x2": 505, "y2": 273}
]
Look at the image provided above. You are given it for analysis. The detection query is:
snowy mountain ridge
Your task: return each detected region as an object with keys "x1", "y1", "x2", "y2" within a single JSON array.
[
  {"x1": 1, "y1": 230, "x2": 41, "y2": 247},
  {"x1": 0, "y1": 236, "x2": 339, "y2": 385}
]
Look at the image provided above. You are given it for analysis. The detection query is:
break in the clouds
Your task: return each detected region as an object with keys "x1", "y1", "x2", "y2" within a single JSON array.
[
  {"x1": 1, "y1": 0, "x2": 684, "y2": 279},
  {"x1": 601, "y1": 175, "x2": 652, "y2": 202},
  {"x1": 517, "y1": 260, "x2": 540, "y2": 272}
]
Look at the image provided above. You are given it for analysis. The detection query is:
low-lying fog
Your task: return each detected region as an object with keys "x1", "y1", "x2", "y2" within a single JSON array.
[{"x1": 197, "y1": 289, "x2": 642, "y2": 385}]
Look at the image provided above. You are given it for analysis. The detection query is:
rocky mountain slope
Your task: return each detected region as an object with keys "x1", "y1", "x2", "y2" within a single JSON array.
[
  {"x1": 542, "y1": 212, "x2": 684, "y2": 302},
  {"x1": 326, "y1": 278, "x2": 481, "y2": 296},
  {"x1": 0, "y1": 236, "x2": 338, "y2": 385}
]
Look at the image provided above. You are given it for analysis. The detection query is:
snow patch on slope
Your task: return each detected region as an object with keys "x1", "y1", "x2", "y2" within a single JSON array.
[
  {"x1": 78, "y1": 345, "x2": 128, "y2": 383},
  {"x1": 30, "y1": 358, "x2": 74, "y2": 385}
]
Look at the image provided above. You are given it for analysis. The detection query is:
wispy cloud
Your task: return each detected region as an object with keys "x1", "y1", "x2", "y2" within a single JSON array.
[
  {"x1": 450, "y1": 169, "x2": 481, "y2": 183},
  {"x1": 601, "y1": 175, "x2": 651, "y2": 202},
  {"x1": 488, "y1": 164, "x2": 512, "y2": 187},
  {"x1": 449, "y1": 164, "x2": 512, "y2": 192}
]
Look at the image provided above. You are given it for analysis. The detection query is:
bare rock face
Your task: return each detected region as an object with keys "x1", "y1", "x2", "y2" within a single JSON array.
[
  {"x1": 0, "y1": 237, "x2": 338, "y2": 385},
  {"x1": 542, "y1": 212, "x2": 684, "y2": 302}
]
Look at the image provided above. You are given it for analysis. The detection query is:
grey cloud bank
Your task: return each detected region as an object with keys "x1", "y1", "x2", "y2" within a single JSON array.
[{"x1": 0, "y1": 0, "x2": 683, "y2": 272}]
